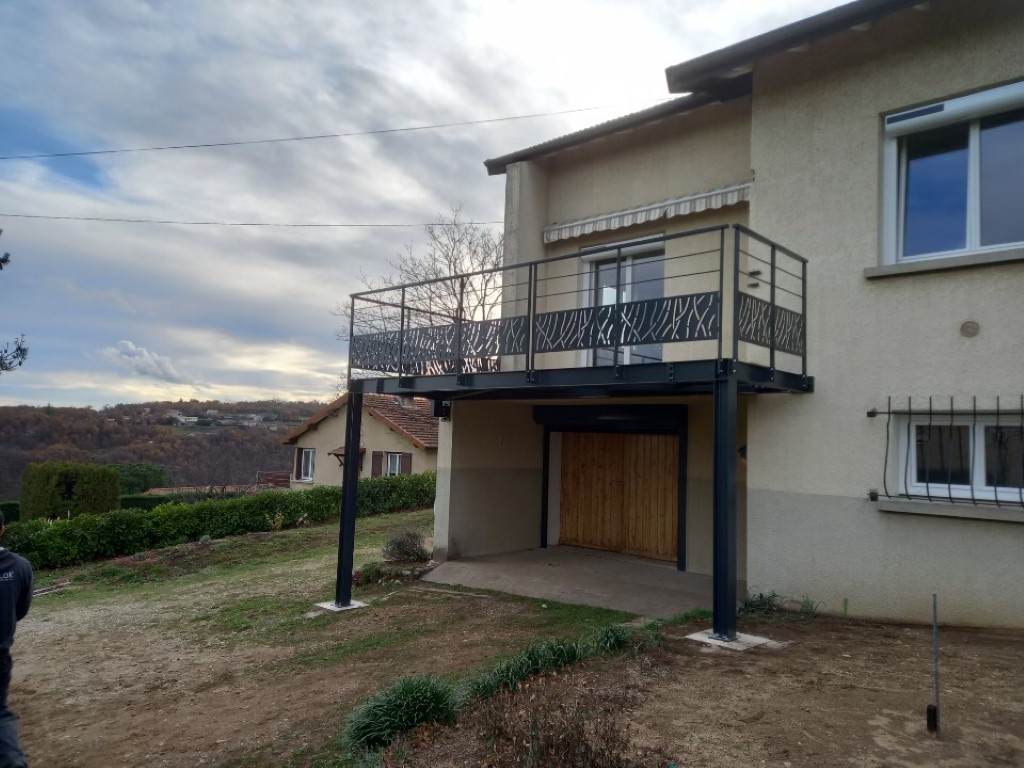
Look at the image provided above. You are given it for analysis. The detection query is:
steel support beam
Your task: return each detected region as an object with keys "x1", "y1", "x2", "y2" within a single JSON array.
[
  {"x1": 335, "y1": 390, "x2": 363, "y2": 607},
  {"x1": 712, "y1": 370, "x2": 738, "y2": 640}
]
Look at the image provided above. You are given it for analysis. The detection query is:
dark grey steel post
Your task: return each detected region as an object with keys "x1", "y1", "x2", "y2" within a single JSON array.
[
  {"x1": 335, "y1": 389, "x2": 363, "y2": 607},
  {"x1": 732, "y1": 227, "x2": 742, "y2": 361},
  {"x1": 527, "y1": 264, "x2": 537, "y2": 375},
  {"x1": 455, "y1": 277, "x2": 466, "y2": 376},
  {"x1": 717, "y1": 229, "x2": 725, "y2": 360},
  {"x1": 613, "y1": 249, "x2": 623, "y2": 367},
  {"x1": 397, "y1": 287, "x2": 406, "y2": 376},
  {"x1": 801, "y1": 260, "x2": 808, "y2": 378},
  {"x1": 769, "y1": 245, "x2": 777, "y2": 374},
  {"x1": 932, "y1": 593, "x2": 940, "y2": 733},
  {"x1": 712, "y1": 369, "x2": 738, "y2": 640}
]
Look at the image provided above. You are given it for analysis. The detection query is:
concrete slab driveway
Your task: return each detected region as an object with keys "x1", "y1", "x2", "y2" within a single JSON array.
[{"x1": 424, "y1": 546, "x2": 725, "y2": 619}]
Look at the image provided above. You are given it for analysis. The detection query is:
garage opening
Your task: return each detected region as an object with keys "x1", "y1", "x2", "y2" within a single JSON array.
[
  {"x1": 560, "y1": 432, "x2": 679, "y2": 561},
  {"x1": 535, "y1": 404, "x2": 688, "y2": 571}
]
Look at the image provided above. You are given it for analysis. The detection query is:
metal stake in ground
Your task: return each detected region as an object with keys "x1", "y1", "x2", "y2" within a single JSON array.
[{"x1": 927, "y1": 593, "x2": 940, "y2": 735}]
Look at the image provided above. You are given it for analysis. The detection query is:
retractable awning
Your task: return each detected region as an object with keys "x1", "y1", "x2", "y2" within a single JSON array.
[{"x1": 543, "y1": 182, "x2": 751, "y2": 244}]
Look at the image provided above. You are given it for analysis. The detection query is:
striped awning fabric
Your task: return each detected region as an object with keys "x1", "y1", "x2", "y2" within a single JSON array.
[{"x1": 543, "y1": 182, "x2": 752, "y2": 244}]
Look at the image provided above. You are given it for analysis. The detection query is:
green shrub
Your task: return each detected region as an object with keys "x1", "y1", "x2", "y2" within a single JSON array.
[
  {"x1": 344, "y1": 676, "x2": 457, "y2": 749},
  {"x1": 591, "y1": 624, "x2": 632, "y2": 653},
  {"x1": 1, "y1": 473, "x2": 434, "y2": 571},
  {"x1": 20, "y1": 462, "x2": 121, "y2": 520},
  {"x1": 0, "y1": 501, "x2": 20, "y2": 523},
  {"x1": 382, "y1": 530, "x2": 429, "y2": 562},
  {"x1": 359, "y1": 561, "x2": 386, "y2": 584},
  {"x1": 461, "y1": 637, "x2": 591, "y2": 701},
  {"x1": 356, "y1": 472, "x2": 435, "y2": 518},
  {"x1": 119, "y1": 494, "x2": 172, "y2": 512},
  {"x1": 108, "y1": 462, "x2": 172, "y2": 494}
]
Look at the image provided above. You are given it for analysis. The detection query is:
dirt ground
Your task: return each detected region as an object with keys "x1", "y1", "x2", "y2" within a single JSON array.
[
  {"x1": 13, "y1": 513, "x2": 628, "y2": 767},
  {"x1": 14, "y1": 515, "x2": 1024, "y2": 767},
  {"x1": 397, "y1": 617, "x2": 1024, "y2": 767}
]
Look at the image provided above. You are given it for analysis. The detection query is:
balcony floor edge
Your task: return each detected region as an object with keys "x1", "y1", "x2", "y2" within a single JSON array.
[{"x1": 350, "y1": 359, "x2": 813, "y2": 400}]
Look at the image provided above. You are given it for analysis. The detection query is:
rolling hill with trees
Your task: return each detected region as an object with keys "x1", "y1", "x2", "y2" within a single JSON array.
[{"x1": 0, "y1": 399, "x2": 324, "y2": 500}]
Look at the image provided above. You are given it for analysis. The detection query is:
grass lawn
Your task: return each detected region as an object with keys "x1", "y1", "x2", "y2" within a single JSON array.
[{"x1": 16, "y1": 509, "x2": 633, "y2": 768}]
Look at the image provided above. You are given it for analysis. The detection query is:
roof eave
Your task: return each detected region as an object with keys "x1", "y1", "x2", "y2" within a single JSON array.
[
  {"x1": 665, "y1": 0, "x2": 924, "y2": 95},
  {"x1": 483, "y1": 94, "x2": 714, "y2": 176}
]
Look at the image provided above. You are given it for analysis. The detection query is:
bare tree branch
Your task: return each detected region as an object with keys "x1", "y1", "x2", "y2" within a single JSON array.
[
  {"x1": 333, "y1": 205, "x2": 504, "y2": 388},
  {"x1": 0, "y1": 234, "x2": 29, "y2": 375}
]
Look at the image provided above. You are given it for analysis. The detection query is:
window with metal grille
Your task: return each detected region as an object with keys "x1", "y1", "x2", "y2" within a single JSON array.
[{"x1": 872, "y1": 397, "x2": 1024, "y2": 507}]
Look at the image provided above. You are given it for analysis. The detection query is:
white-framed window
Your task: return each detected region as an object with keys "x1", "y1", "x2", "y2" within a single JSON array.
[
  {"x1": 385, "y1": 452, "x2": 404, "y2": 477},
  {"x1": 896, "y1": 417, "x2": 1023, "y2": 503},
  {"x1": 581, "y1": 238, "x2": 665, "y2": 366},
  {"x1": 297, "y1": 448, "x2": 315, "y2": 481},
  {"x1": 882, "y1": 80, "x2": 1024, "y2": 264}
]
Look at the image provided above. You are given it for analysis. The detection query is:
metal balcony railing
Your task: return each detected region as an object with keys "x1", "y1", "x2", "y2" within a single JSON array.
[{"x1": 347, "y1": 224, "x2": 808, "y2": 380}]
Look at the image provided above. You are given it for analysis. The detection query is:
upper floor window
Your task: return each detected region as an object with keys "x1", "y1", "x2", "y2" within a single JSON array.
[{"x1": 884, "y1": 81, "x2": 1024, "y2": 264}]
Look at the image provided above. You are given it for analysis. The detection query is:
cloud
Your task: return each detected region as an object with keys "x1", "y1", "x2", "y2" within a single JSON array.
[
  {"x1": 0, "y1": 0, "x2": 845, "y2": 407},
  {"x1": 54, "y1": 277, "x2": 136, "y2": 315},
  {"x1": 101, "y1": 340, "x2": 192, "y2": 385}
]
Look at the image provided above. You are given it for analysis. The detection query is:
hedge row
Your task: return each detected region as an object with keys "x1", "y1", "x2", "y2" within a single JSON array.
[
  {"x1": 3, "y1": 472, "x2": 436, "y2": 571},
  {"x1": 20, "y1": 462, "x2": 121, "y2": 520}
]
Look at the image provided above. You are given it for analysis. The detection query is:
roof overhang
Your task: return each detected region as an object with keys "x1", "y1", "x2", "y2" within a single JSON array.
[
  {"x1": 665, "y1": 0, "x2": 925, "y2": 97},
  {"x1": 483, "y1": 94, "x2": 715, "y2": 176}
]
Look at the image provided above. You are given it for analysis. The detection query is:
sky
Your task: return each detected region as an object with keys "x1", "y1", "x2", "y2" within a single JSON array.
[{"x1": 0, "y1": 0, "x2": 844, "y2": 407}]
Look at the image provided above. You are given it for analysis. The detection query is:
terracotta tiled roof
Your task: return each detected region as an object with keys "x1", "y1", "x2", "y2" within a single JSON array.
[
  {"x1": 281, "y1": 398, "x2": 344, "y2": 445},
  {"x1": 282, "y1": 394, "x2": 438, "y2": 450},
  {"x1": 363, "y1": 394, "x2": 438, "y2": 450}
]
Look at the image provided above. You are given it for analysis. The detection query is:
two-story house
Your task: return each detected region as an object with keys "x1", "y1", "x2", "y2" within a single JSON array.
[{"x1": 334, "y1": 0, "x2": 1024, "y2": 635}]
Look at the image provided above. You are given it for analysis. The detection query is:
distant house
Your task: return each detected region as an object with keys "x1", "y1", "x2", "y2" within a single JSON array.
[{"x1": 281, "y1": 394, "x2": 438, "y2": 488}]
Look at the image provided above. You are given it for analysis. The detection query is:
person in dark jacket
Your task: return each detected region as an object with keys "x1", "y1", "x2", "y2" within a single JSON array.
[{"x1": 0, "y1": 513, "x2": 31, "y2": 768}]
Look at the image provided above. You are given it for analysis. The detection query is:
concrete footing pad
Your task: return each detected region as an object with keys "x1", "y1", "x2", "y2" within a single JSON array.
[
  {"x1": 315, "y1": 600, "x2": 368, "y2": 613},
  {"x1": 685, "y1": 630, "x2": 783, "y2": 651}
]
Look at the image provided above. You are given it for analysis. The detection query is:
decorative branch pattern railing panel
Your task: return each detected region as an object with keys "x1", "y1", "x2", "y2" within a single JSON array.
[
  {"x1": 736, "y1": 293, "x2": 806, "y2": 357},
  {"x1": 534, "y1": 293, "x2": 719, "y2": 354}
]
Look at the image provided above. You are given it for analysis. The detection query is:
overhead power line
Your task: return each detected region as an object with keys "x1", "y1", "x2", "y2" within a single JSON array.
[
  {"x1": 0, "y1": 100, "x2": 672, "y2": 161},
  {"x1": 0, "y1": 212, "x2": 503, "y2": 228}
]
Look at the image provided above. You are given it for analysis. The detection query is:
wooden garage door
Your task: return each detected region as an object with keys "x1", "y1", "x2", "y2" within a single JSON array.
[{"x1": 559, "y1": 432, "x2": 678, "y2": 561}]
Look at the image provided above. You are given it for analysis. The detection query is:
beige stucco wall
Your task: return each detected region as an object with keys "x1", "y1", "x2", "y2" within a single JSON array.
[
  {"x1": 745, "y1": 0, "x2": 1024, "y2": 626},
  {"x1": 289, "y1": 404, "x2": 437, "y2": 490},
  {"x1": 545, "y1": 101, "x2": 751, "y2": 225},
  {"x1": 435, "y1": 396, "x2": 747, "y2": 581},
  {"x1": 432, "y1": 401, "x2": 544, "y2": 561}
]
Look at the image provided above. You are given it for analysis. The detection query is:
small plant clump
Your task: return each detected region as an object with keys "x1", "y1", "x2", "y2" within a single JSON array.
[
  {"x1": 798, "y1": 594, "x2": 821, "y2": 619},
  {"x1": 357, "y1": 561, "x2": 386, "y2": 585},
  {"x1": 738, "y1": 590, "x2": 783, "y2": 617},
  {"x1": 381, "y1": 530, "x2": 430, "y2": 562},
  {"x1": 343, "y1": 676, "x2": 457, "y2": 750}
]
